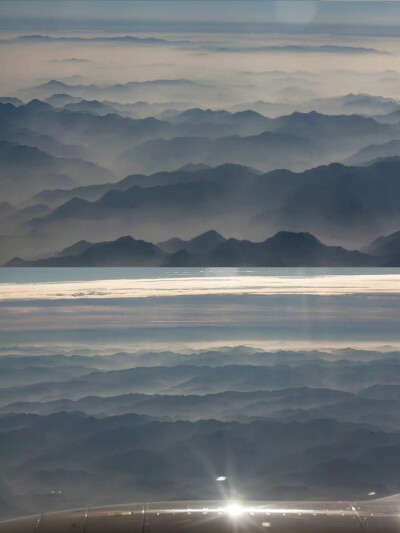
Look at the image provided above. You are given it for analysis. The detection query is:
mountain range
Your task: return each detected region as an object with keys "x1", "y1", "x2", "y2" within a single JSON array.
[
  {"x1": 22, "y1": 78, "x2": 221, "y2": 105},
  {"x1": 11, "y1": 158, "x2": 400, "y2": 257},
  {"x1": 117, "y1": 110, "x2": 396, "y2": 174},
  {"x1": 2, "y1": 15, "x2": 400, "y2": 525},
  {"x1": 1, "y1": 89, "x2": 400, "y2": 262},
  {"x1": 0, "y1": 345, "x2": 400, "y2": 519},
  {"x1": 6, "y1": 229, "x2": 400, "y2": 266},
  {"x1": 1, "y1": 99, "x2": 398, "y2": 176},
  {"x1": 0, "y1": 140, "x2": 113, "y2": 202}
]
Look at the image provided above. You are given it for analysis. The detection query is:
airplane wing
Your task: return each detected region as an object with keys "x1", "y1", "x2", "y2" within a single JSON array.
[{"x1": 1, "y1": 496, "x2": 400, "y2": 532}]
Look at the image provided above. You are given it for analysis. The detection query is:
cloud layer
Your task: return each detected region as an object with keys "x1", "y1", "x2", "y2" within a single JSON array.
[{"x1": 1, "y1": 272, "x2": 399, "y2": 301}]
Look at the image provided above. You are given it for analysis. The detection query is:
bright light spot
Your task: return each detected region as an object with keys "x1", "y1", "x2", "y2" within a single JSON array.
[
  {"x1": 262, "y1": 522, "x2": 271, "y2": 528},
  {"x1": 225, "y1": 503, "x2": 244, "y2": 517},
  {"x1": 217, "y1": 476, "x2": 227, "y2": 482},
  {"x1": 368, "y1": 492, "x2": 376, "y2": 496}
]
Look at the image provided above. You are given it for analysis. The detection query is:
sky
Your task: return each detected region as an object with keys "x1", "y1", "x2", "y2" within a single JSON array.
[
  {"x1": 1, "y1": 268, "x2": 399, "y2": 348},
  {"x1": 1, "y1": 0, "x2": 400, "y2": 97},
  {"x1": 2, "y1": 1, "x2": 400, "y2": 35}
]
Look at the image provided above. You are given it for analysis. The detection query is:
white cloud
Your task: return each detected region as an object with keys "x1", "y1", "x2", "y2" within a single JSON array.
[{"x1": 1, "y1": 273, "x2": 399, "y2": 301}]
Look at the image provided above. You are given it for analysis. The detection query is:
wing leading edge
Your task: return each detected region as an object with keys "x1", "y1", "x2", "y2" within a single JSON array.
[{"x1": 1, "y1": 497, "x2": 400, "y2": 532}]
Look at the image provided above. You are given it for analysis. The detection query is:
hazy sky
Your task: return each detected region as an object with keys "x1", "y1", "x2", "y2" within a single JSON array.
[
  {"x1": 1, "y1": 0, "x2": 400, "y2": 97},
  {"x1": 2, "y1": 1, "x2": 400, "y2": 34}
]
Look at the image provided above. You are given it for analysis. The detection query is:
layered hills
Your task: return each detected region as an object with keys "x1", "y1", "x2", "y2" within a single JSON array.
[{"x1": 6, "y1": 230, "x2": 398, "y2": 267}]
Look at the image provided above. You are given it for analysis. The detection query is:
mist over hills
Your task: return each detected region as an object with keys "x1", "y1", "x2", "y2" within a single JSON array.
[
  {"x1": 158, "y1": 230, "x2": 226, "y2": 255},
  {"x1": 0, "y1": 140, "x2": 113, "y2": 202},
  {"x1": 1, "y1": 76, "x2": 400, "y2": 259},
  {"x1": 343, "y1": 140, "x2": 400, "y2": 166},
  {"x1": 230, "y1": 93, "x2": 400, "y2": 117},
  {"x1": 0, "y1": 345, "x2": 400, "y2": 518},
  {"x1": 22, "y1": 78, "x2": 221, "y2": 106},
  {"x1": 0, "y1": 83, "x2": 400, "y2": 262},
  {"x1": 7, "y1": 229, "x2": 397, "y2": 267},
  {"x1": 117, "y1": 110, "x2": 396, "y2": 174},
  {"x1": 33, "y1": 164, "x2": 258, "y2": 208},
  {"x1": 3, "y1": 157, "x2": 399, "y2": 262},
  {"x1": 2, "y1": 8, "x2": 400, "y2": 527},
  {"x1": 1, "y1": 99, "x2": 398, "y2": 178}
]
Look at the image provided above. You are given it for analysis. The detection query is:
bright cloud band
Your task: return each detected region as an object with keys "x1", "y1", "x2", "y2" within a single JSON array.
[{"x1": 1, "y1": 273, "x2": 400, "y2": 301}]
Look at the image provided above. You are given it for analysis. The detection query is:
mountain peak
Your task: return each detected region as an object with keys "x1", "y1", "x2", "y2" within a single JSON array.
[
  {"x1": 178, "y1": 163, "x2": 211, "y2": 172},
  {"x1": 39, "y1": 80, "x2": 69, "y2": 89},
  {"x1": 24, "y1": 99, "x2": 52, "y2": 110},
  {"x1": 158, "y1": 230, "x2": 225, "y2": 255},
  {"x1": 191, "y1": 229, "x2": 224, "y2": 241},
  {"x1": 267, "y1": 231, "x2": 321, "y2": 246},
  {"x1": 112, "y1": 236, "x2": 137, "y2": 246}
]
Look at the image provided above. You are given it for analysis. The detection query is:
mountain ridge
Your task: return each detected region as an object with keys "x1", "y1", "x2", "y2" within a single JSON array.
[{"x1": 5, "y1": 230, "x2": 390, "y2": 267}]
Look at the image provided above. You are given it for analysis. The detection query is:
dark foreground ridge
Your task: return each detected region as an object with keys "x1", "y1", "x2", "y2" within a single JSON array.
[{"x1": 5, "y1": 229, "x2": 399, "y2": 267}]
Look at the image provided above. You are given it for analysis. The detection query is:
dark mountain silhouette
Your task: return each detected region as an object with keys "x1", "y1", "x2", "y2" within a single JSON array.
[
  {"x1": 252, "y1": 158, "x2": 400, "y2": 247},
  {"x1": 0, "y1": 100, "x2": 174, "y2": 171},
  {"x1": 14, "y1": 34, "x2": 187, "y2": 45},
  {"x1": 365, "y1": 229, "x2": 400, "y2": 256},
  {"x1": 158, "y1": 230, "x2": 225, "y2": 254},
  {"x1": 24, "y1": 98, "x2": 53, "y2": 111},
  {"x1": 118, "y1": 130, "x2": 320, "y2": 174},
  {"x1": 0, "y1": 124, "x2": 87, "y2": 160},
  {"x1": 62, "y1": 99, "x2": 119, "y2": 116},
  {"x1": 0, "y1": 96, "x2": 24, "y2": 106},
  {"x1": 214, "y1": 44, "x2": 387, "y2": 54},
  {"x1": 57, "y1": 239, "x2": 96, "y2": 257},
  {"x1": 5, "y1": 231, "x2": 382, "y2": 267},
  {"x1": 177, "y1": 163, "x2": 211, "y2": 172},
  {"x1": 274, "y1": 110, "x2": 391, "y2": 139},
  {"x1": 25, "y1": 78, "x2": 210, "y2": 104},
  {"x1": 21, "y1": 158, "x2": 400, "y2": 254},
  {"x1": 344, "y1": 140, "x2": 400, "y2": 166},
  {"x1": 308, "y1": 93, "x2": 400, "y2": 115},
  {"x1": 44, "y1": 93, "x2": 190, "y2": 118},
  {"x1": 2, "y1": 94, "x2": 400, "y2": 258},
  {"x1": 208, "y1": 232, "x2": 375, "y2": 267},
  {"x1": 1, "y1": 358, "x2": 400, "y2": 402},
  {"x1": 3, "y1": 409, "x2": 399, "y2": 517},
  {"x1": 34, "y1": 163, "x2": 258, "y2": 207},
  {"x1": 0, "y1": 345, "x2": 399, "y2": 518},
  {"x1": 373, "y1": 109, "x2": 400, "y2": 125},
  {"x1": 44, "y1": 93, "x2": 82, "y2": 107},
  {"x1": 230, "y1": 93, "x2": 400, "y2": 118},
  {"x1": 168, "y1": 107, "x2": 275, "y2": 136},
  {"x1": 118, "y1": 111, "x2": 396, "y2": 174},
  {"x1": 0, "y1": 204, "x2": 51, "y2": 232},
  {"x1": 0, "y1": 139, "x2": 114, "y2": 201},
  {"x1": 6, "y1": 236, "x2": 166, "y2": 267},
  {"x1": 363, "y1": 229, "x2": 400, "y2": 265},
  {"x1": 0, "y1": 388, "x2": 354, "y2": 420},
  {"x1": 1, "y1": 98, "x2": 397, "y2": 180}
]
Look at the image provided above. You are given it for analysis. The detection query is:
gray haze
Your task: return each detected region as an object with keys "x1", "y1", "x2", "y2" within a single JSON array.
[
  {"x1": 0, "y1": 268, "x2": 400, "y2": 518},
  {"x1": 1, "y1": 1, "x2": 400, "y2": 521},
  {"x1": 1, "y1": 3, "x2": 400, "y2": 263}
]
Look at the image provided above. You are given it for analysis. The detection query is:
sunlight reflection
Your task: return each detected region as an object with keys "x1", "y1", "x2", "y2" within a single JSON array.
[{"x1": 1, "y1": 273, "x2": 400, "y2": 301}]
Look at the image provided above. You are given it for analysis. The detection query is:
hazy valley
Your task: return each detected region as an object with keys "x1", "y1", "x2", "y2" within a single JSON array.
[
  {"x1": 2, "y1": 27, "x2": 400, "y2": 263},
  {"x1": 1, "y1": 1, "x2": 400, "y2": 525},
  {"x1": 1, "y1": 345, "x2": 400, "y2": 518}
]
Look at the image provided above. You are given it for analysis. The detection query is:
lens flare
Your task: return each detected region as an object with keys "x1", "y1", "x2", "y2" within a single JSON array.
[{"x1": 225, "y1": 503, "x2": 244, "y2": 517}]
